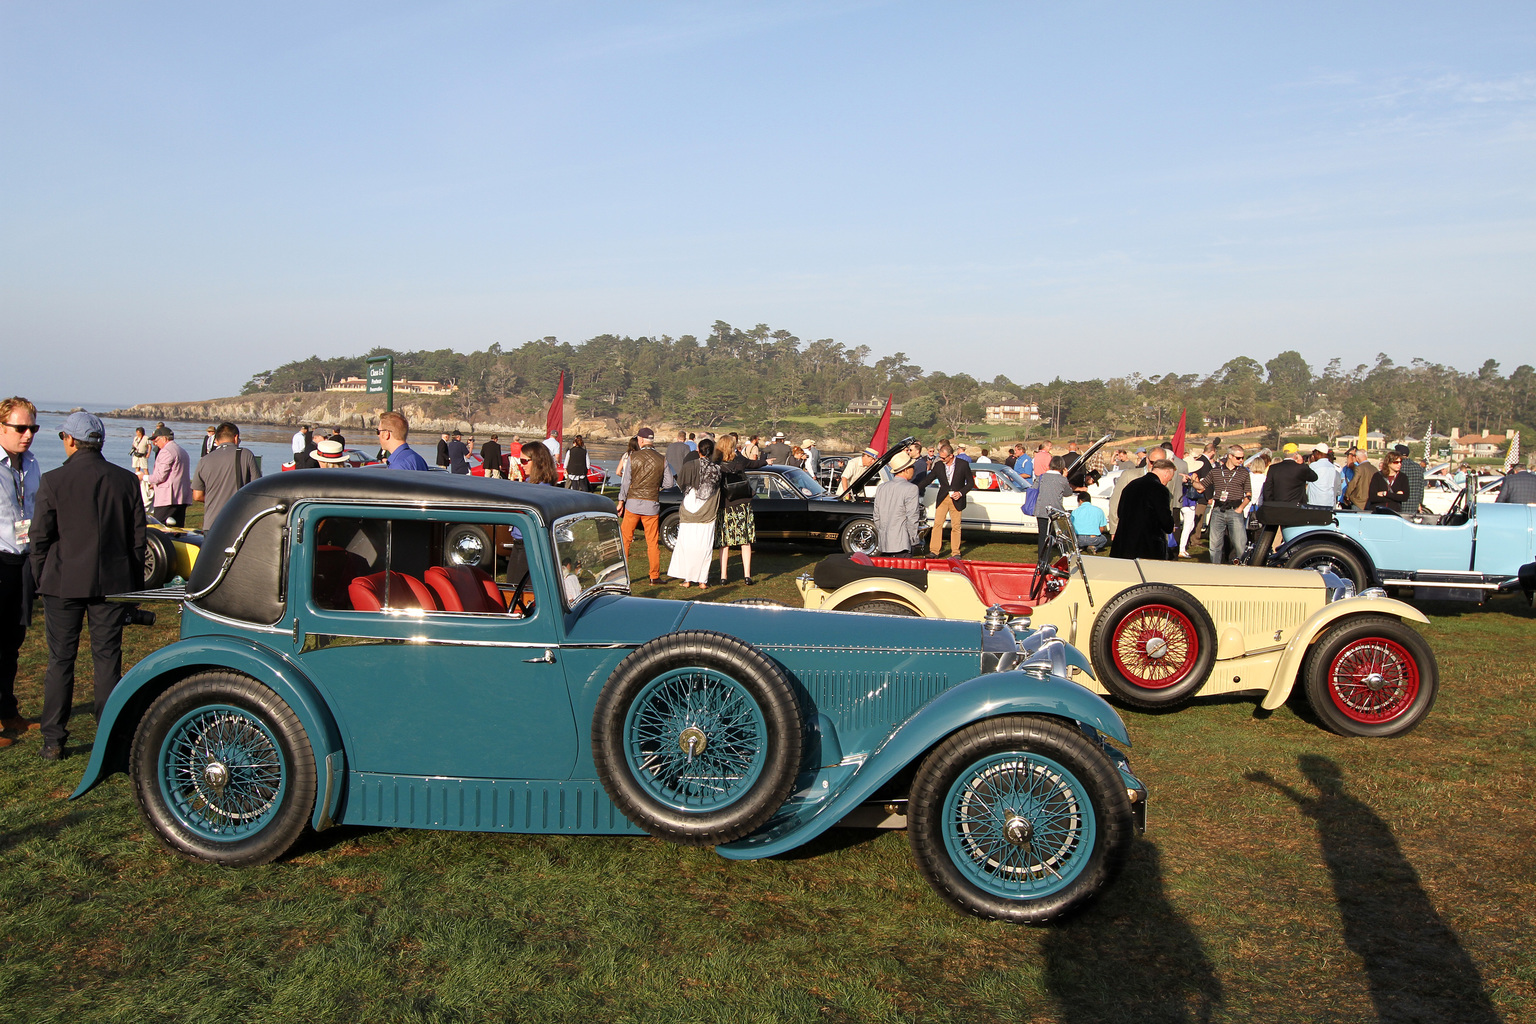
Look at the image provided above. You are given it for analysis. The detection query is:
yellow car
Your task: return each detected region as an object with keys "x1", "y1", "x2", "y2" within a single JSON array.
[
  {"x1": 796, "y1": 513, "x2": 1439, "y2": 737},
  {"x1": 144, "y1": 517, "x2": 202, "y2": 588}
]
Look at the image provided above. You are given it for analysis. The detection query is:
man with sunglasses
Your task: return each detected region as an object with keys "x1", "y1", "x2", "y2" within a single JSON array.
[{"x1": 0, "y1": 397, "x2": 42, "y2": 746}]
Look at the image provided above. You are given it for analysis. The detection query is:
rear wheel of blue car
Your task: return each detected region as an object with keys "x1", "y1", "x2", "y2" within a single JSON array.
[
  {"x1": 1302, "y1": 616, "x2": 1439, "y2": 737},
  {"x1": 909, "y1": 715, "x2": 1133, "y2": 923},
  {"x1": 1285, "y1": 540, "x2": 1371, "y2": 593},
  {"x1": 130, "y1": 672, "x2": 316, "y2": 866},
  {"x1": 593, "y1": 631, "x2": 803, "y2": 846}
]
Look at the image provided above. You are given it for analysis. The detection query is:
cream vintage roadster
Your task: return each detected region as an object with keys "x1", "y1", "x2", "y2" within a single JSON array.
[{"x1": 796, "y1": 511, "x2": 1440, "y2": 737}]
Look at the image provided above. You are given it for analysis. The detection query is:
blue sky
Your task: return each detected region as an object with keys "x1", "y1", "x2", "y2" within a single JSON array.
[{"x1": 4, "y1": 1, "x2": 1533, "y2": 405}]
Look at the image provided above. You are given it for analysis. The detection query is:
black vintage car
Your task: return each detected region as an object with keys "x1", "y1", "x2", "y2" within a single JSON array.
[{"x1": 658, "y1": 438, "x2": 916, "y2": 556}]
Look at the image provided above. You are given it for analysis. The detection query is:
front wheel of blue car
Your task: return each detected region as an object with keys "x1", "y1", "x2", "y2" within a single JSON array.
[
  {"x1": 909, "y1": 715, "x2": 1134, "y2": 923},
  {"x1": 594, "y1": 631, "x2": 803, "y2": 847},
  {"x1": 130, "y1": 672, "x2": 316, "y2": 866}
]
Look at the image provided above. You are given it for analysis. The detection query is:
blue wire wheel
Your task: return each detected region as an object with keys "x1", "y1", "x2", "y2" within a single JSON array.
[
  {"x1": 157, "y1": 703, "x2": 288, "y2": 843},
  {"x1": 941, "y1": 750, "x2": 1097, "y2": 900},
  {"x1": 622, "y1": 667, "x2": 770, "y2": 813}
]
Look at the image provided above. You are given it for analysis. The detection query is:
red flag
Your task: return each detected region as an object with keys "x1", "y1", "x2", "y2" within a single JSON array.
[
  {"x1": 869, "y1": 394, "x2": 893, "y2": 453},
  {"x1": 1171, "y1": 408, "x2": 1187, "y2": 460},
  {"x1": 545, "y1": 371, "x2": 565, "y2": 446}
]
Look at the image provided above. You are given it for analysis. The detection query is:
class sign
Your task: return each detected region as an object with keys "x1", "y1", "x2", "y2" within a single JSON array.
[{"x1": 366, "y1": 360, "x2": 391, "y2": 395}]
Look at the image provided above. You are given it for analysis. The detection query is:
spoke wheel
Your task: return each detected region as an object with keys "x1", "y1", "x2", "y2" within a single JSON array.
[
  {"x1": 623, "y1": 669, "x2": 768, "y2": 813},
  {"x1": 909, "y1": 715, "x2": 1133, "y2": 923},
  {"x1": 594, "y1": 631, "x2": 803, "y2": 846},
  {"x1": 131, "y1": 672, "x2": 315, "y2": 866},
  {"x1": 659, "y1": 513, "x2": 681, "y2": 551},
  {"x1": 1302, "y1": 616, "x2": 1439, "y2": 737},
  {"x1": 1090, "y1": 584, "x2": 1216, "y2": 709},
  {"x1": 143, "y1": 531, "x2": 172, "y2": 588},
  {"x1": 1286, "y1": 541, "x2": 1371, "y2": 592}
]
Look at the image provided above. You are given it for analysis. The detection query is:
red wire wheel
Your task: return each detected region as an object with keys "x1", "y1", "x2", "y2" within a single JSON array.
[
  {"x1": 1089, "y1": 584, "x2": 1216, "y2": 710},
  {"x1": 1303, "y1": 616, "x2": 1439, "y2": 737},
  {"x1": 1111, "y1": 605, "x2": 1198, "y2": 689}
]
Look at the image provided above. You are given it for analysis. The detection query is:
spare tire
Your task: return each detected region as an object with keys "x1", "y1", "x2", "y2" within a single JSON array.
[
  {"x1": 593, "y1": 631, "x2": 803, "y2": 846},
  {"x1": 1089, "y1": 584, "x2": 1217, "y2": 710}
]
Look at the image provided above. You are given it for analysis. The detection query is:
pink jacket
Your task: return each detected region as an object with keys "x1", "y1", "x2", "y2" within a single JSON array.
[
  {"x1": 1033, "y1": 448, "x2": 1053, "y2": 477},
  {"x1": 149, "y1": 440, "x2": 192, "y2": 505}
]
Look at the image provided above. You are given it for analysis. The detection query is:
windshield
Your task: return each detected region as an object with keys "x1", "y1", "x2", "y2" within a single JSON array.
[
  {"x1": 981, "y1": 465, "x2": 1029, "y2": 492},
  {"x1": 778, "y1": 467, "x2": 826, "y2": 497},
  {"x1": 553, "y1": 514, "x2": 630, "y2": 608}
]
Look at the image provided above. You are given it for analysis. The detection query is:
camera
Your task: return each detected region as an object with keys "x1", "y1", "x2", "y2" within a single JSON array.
[{"x1": 124, "y1": 605, "x2": 156, "y2": 627}]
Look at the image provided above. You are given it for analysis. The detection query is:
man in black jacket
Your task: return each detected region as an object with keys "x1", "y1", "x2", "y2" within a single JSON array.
[
  {"x1": 1262, "y1": 443, "x2": 1318, "y2": 505},
  {"x1": 916, "y1": 444, "x2": 975, "y2": 556},
  {"x1": 29, "y1": 412, "x2": 145, "y2": 760},
  {"x1": 480, "y1": 434, "x2": 503, "y2": 479},
  {"x1": 1111, "y1": 460, "x2": 1177, "y2": 560}
]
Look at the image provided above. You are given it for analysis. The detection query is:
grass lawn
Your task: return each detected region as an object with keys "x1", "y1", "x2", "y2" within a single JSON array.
[{"x1": 2, "y1": 525, "x2": 1532, "y2": 1023}]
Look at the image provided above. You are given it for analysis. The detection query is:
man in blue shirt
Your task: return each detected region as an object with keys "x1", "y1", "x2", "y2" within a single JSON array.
[
  {"x1": 1069, "y1": 497, "x2": 1110, "y2": 551},
  {"x1": 1012, "y1": 444, "x2": 1034, "y2": 482},
  {"x1": 0, "y1": 396, "x2": 42, "y2": 744},
  {"x1": 377, "y1": 412, "x2": 430, "y2": 471}
]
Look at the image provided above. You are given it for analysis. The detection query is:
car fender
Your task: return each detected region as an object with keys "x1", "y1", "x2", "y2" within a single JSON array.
[
  {"x1": 816, "y1": 577, "x2": 943, "y2": 618},
  {"x1": 717, "y1": 671, "x2": 1129, "y2": 860},
  {"x1": 69, "y1": 636, "x2": 348, "y2": 832},
  {"x1": 1259, "y1": 594, "x2": 1431, "y2": 710},
  {"x1": 1273, "y1": 529, "x2": 1379, "y2": 582}
]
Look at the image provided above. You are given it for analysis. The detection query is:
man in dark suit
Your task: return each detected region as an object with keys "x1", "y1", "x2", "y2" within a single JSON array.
[
  {"x1": 916, "y1": 443, "x2": 975, "y2": 556},
  {"x1": 1262, "y1": 443, "x2": 1318, "y2": 505},
  {"x1": 29, "y1": 412, "x2": 145, "y2": 760},
  {"x1": 1112, "y1": 459, "x2": 1177, "y2": 560},
  {"x1": 480, "y1": 434, "x2": 503, "y2": 479}
]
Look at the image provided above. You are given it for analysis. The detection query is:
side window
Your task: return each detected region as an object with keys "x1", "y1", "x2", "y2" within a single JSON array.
[
  {"x1": 310, "y1": 516, "x2": 533, "y2": 617},
  {"x1": 751, "y1": 474, "x2": 776, "y2": 498}
]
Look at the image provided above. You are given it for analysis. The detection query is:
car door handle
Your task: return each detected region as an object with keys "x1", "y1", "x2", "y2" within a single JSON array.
[{"x1": 523, "y1": 648, "x2": 556, "y2": 664}]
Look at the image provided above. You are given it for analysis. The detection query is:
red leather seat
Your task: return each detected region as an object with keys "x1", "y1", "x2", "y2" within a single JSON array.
[
  {"x1": 424, "y1": 565, "x2": 507, "y2": 614},
  {"x1": 348, "y1": 571, "x2": 440, "y2": 612},
  {"x1": 955, "y1": 561, "x2": 1037, "y2": 616}
]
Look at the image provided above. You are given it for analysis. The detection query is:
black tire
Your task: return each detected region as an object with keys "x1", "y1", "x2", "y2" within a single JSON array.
[
  {"x1": 659, "y1": 512, "x2": 681, "y2": 551},
  {"x1": 1285, "y1": 540, "x2": 1372, "y2": 592},
  {"x1": 1301, "y1": 616, "x2": 1439, "y2": 737},
  {"x1": 1089, "y1": 584, "x2": 1217, "y2": 710},
  {"x1": 130, "y1": 671, "x2": 316, "y2": 866},
  {"x1": 843, "y1": 599, "x2": 920, "y2": 617},
  {"x1": 908, "y1": 715, "x2": 1134, "y2": 923},
  {"x1": 593, "y1": 631, "x2": 803, "y2": 846},
  {"x1": 839, "y1": 518, "x2": 879, "y2": 556},
  {"x1": 444, "y1": 524, "x2": 493, "y2": 570},
  {"x1": 143, "y1": 531, "x2": 173, "y2": 589}
]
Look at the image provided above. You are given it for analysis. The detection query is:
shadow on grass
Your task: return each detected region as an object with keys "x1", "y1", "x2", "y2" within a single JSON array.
[
  {"x1": 1043, "y1": 838, "x2": 1223, "y2": 1024},
  {"x1": 767, "y1": 825, "x2": 889, "y2": 861},
  {"x1": 1247, "y1": 756, "x2": 1501, "y2": 1024},
  {"x1": 0, "y1": 808, "x2": 102, "y2": 858}
]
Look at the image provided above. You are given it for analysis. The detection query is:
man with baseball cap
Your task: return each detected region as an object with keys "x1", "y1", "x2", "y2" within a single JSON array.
[
  {"x1": 30, "y1": 412, "x2": 145, "y2": 760},
  {"x1": 874, "y1": 451, "x2": 922, "y2": 555},
  {"x1": 1307, "y1": 443, "x2": 1342, "y2": 507}
]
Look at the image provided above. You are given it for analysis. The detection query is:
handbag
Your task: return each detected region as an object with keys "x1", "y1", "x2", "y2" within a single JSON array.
[
  {"x1": 721, "y1": 471, "x2": 753, "y2": 506},
  {"x1": 1021, "y1": 485, "x2": 1040, "y2": 516}
]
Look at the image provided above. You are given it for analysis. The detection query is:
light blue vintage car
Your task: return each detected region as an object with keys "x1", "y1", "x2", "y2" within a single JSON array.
[
  {"x1": 76, "y1": 473, "x2": 1147, "y2": 923},
  {"x1": 1265, "y1": 479, "x2": 1536, "y2": 604}
]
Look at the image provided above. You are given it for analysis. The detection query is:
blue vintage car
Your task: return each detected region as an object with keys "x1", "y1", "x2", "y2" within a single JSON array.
[
  {"x1": 75, "y1": 473, "x2": 1147, "y2": 923},
  {"x1": 1263, "y1": 480, "x2": 1536, "y2": 604}
]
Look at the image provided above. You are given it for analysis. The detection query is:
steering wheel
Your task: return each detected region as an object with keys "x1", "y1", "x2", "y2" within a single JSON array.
[
  {"x1": 1439, "y1": 487, "x2": 1468, "y2": 527},
  {"x1": 508, "y1": 570, "x2": 534, "y2": 617},
  {"x1": 1029, "y1": 556, "x2": 1072, "y2": 602}
]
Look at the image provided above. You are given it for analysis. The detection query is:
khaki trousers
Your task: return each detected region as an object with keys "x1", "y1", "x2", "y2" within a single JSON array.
[{"x1": 930, "y1": 496, "x2": 963, "y2": 556}]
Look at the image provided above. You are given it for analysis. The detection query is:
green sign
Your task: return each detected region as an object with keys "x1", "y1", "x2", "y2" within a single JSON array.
[{"x1": 366, "y1": 356, "x2": 394, "y2": 413}]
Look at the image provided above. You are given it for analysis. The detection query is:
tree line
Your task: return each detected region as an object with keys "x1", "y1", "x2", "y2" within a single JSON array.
[{"x1": 242, "y1": 324, "x2": 1536, "y2": 444}]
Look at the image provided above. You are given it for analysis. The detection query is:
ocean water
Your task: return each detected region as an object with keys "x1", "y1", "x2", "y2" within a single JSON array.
[{"x1": 22, "y1": 402, "x2": 626, "y2": 480}]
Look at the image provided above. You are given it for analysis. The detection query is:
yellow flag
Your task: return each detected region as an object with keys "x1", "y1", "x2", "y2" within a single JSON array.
[{"x1": 1357, "y1": 415, "x2": 1368, "y2": 453}]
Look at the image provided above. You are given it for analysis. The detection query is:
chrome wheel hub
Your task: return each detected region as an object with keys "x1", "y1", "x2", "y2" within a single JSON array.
[
  {"x1": 678, "y1": 726, "x2": 707, "y2": 757},
  {"x1": 1362, "y1": 672, "x2": 1386, "y2": 692},
  {"x1": 203, "y1": 761, "x2": 229, "y2": 791},
  {"x1": 1143, "y1": 637, "x2": 1169, "y2": 661},
  {"x1": 1003, "y1": 813, "x2": 1033, "y2": 848}
]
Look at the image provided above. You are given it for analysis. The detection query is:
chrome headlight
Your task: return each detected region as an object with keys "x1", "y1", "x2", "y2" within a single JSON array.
[{"x1": 1317, "y1": 570, "x2": 1355, "y2": 603}]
